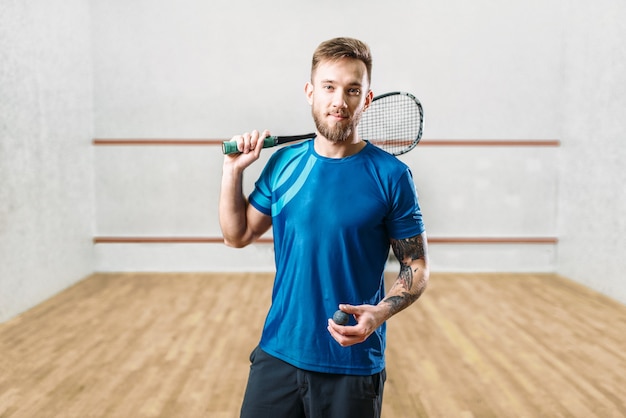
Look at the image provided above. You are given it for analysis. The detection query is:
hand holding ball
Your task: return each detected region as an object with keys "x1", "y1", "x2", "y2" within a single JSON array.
[{"x1": 332, "y1": 310, "x2": 349, "y2": 325}]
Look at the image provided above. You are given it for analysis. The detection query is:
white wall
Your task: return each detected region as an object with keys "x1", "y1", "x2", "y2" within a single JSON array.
[
  {"x1": 91, "y1": 0, "x2": 564, "y2": 273},
  {"x1": 2, "y1": 0, "x2": 624, "y2": 323},
  {"x1": 558, "y1": 1, "x2": 626, "y2": 302},
  {"x1": 0, "y1": 0, "x2": 95, "y2": 322},
  {"x1": 91, "y1": 0, "x2": 563, "y2": 139}
]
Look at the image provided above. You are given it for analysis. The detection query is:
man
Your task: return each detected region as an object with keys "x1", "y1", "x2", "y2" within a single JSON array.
[{"x1": 219, "y1": 37, "x2": 429, "y2": 418}]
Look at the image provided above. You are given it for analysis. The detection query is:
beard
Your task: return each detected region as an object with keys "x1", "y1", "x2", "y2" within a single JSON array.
[{"x1": 312, "y1": 105, "x2": 364, "y2": 144}]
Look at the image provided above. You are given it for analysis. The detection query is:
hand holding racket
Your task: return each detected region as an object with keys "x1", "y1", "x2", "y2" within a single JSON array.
[{"x1": 222, "y1": 92, "x2": 423, "y2": 156}]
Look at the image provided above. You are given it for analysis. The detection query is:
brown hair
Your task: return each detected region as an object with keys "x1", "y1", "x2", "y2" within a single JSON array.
[{"x1": 311, "y1": 37, "x2": 372, "y2": 84}]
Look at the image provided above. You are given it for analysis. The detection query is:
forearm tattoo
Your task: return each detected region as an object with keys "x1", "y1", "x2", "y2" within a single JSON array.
[{"x1": 385, "y1": 234, "x2": 427, "y2": 315}]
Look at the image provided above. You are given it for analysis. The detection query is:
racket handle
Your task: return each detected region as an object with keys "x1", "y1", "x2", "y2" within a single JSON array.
[{"x1": 222, "y1": 136, "x2": 278, "y2": 155}]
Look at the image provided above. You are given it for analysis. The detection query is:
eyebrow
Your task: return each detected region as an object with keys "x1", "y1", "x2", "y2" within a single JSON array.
[{"x1": 320, "y1": 79, "x2": 363, "y2": 87}]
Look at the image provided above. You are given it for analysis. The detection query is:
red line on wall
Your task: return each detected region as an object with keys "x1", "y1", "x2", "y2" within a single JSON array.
[
  {"x1": 418, "y1": 140, "x2": 561, "y2": 147},
  {"x1": 93, "y1": 139, "x2": 224, "y2": 146},
  {"x1": 93, "y1": 139, "x2": 561, "y2": 147},
  {"x1": 93, "y1": 236, "x2": 558, "y2": 245}
]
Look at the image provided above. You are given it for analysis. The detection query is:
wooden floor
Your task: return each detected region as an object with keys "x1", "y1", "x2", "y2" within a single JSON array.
[{"x1": 1, "y1": 273, "x2": 625, "y2": 418}]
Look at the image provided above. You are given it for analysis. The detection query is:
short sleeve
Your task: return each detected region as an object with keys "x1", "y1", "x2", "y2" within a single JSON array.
[{"x1": 385, "y1": 168, "x2": 425, "y2": 239}]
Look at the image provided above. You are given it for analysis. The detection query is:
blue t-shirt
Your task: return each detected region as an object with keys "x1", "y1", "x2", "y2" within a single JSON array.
[{"x1": 249, "y1": 139, "x2": 425, "y2": 375}]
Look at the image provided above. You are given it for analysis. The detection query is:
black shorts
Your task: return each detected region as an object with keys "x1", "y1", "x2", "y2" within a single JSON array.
[{"x1": 240, "y1": 346, "x2": 386, "y2": 418}]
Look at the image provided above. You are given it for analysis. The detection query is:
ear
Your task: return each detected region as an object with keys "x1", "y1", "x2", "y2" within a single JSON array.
[
  {"x1": 305, "y1": 82, "x2": 314, "y2": 105},
  {"x1": 363, "y1": 90, "x2": 374, "y2": 111}
]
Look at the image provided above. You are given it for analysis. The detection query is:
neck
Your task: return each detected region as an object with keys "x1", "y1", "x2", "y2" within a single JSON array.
[{"x1": 314, "y1": 135, "x2": 366, "y2": 158}]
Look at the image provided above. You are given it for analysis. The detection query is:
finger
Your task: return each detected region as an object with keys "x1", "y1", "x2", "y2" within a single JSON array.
[
  {"x1": 250, "y1": 130, "x2": 262, "y2": 155},
  {"x1": 241, "y1": 132, "x2": 253, "y2": 153},
  {"x1": 327, "y1": 320, "x2": 347, "y2": 342},
  {"x1": 327, "y1": 321, "x2": 361, "y2": 347},
  {"x1": 327, "y1": 318, "x2": 358, "y2": 335},
  {"x1": 250, "y1": 130, "x2": 270, "y2": 158},
  {"x1": 327, "y1": 318, "x2": 343, "y2": 332},
  {"x1": 338, "y1": 304, "x2": 359, "y2": 314}
]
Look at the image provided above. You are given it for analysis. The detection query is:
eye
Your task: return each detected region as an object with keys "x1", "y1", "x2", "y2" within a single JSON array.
[
  {"x1": 323, "y1": 85, "x2": 334, "y2": 91},
  {"x1": 348, "y1": 88, "x2": 361, "y2": 96}
]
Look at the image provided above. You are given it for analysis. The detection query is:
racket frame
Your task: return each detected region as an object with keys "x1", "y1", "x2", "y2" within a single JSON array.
[{"x1": 357, "y1": 91, "x2": 423, "y2": 156}]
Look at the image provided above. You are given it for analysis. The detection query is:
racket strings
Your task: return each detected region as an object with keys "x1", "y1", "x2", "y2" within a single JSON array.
[{"x1": 358, "y1": 93, "x2": 423, "y2": 156}]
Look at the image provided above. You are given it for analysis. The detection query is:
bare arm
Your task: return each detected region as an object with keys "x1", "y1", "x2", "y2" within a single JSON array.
[
  {"x1": 380, "y1": 232, "x2": 429, "y2": 316},
  {"x1": 327, "y1": 232, "x2": 429, "y2": 346},
  {"x1": 219, "y1": 130, "x2": 272, "y2": 248}
]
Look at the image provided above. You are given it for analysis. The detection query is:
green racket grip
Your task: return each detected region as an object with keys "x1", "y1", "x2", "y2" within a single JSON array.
[{"x1": 222, "y1": 136, "x2": 278, "y2": 155}]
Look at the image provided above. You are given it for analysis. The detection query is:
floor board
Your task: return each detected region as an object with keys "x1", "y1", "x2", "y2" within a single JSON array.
[{"x1": 1, "y1": 273, "x2": 625, "y2": 417}]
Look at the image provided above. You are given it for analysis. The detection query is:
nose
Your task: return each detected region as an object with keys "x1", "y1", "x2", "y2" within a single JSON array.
[{"x1": 331, "y1": 89, "x2": 348, "y2": 108}]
